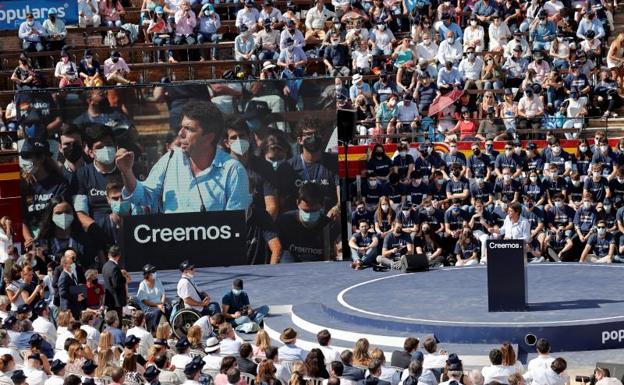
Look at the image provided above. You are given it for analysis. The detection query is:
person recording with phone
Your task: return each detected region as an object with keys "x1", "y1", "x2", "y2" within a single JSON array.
[{"x1": 117, "y1": 100, "x2": 251, "y2": 213}]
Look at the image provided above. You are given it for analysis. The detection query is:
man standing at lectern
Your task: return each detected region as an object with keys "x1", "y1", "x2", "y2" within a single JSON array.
[{"x1": 498, "y1": 203, "x2": 531, "y2": 242}]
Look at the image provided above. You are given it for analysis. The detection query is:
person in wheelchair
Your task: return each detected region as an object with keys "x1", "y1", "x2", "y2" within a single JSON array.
[
  {"x1": 177, "y1": 261, "x2": 221, "y2": 316},
  {"x1": 136, "y1": 264, "x2": 170, "y2": 333},
  {"x1": 221, "y1": 279, "x2": 269, "y2": 331}
]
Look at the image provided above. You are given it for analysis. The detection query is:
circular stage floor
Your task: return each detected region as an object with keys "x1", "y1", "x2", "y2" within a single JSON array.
[
  {"x1": 340, "y1": 264, "x2": 624, "y2": 325},
  {"x1": 130, "y1": 262, "x2": 624, "y2": 354}
]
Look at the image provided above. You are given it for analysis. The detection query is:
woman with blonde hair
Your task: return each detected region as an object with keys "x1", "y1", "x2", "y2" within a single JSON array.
[
  {"x1": 353, "y1": 338, "x2": 371, "y2": 367},
  {"x1": 66, "y1": 341, "x2": 86, "y2": 375},
  {"x1": 74, "y1": 329, "x2": 95, "y2": 360},
  {"x1": 288, "y1": 361, "x2": 306, "y2": 385},
  {"x1": 95, "y1": 349, "x2": 116, "y2": 377},
  {"x1": 187, "y1": 325, "x2": 205, "y2": 358},
  {"x1": 607, "y1": 32, "x2": 624, "y2": 87},
  {"x1": 253, "y1": 330, "x2": 271, "y2": 359},
  {"x1": 155, "y1": 323, "x2": 173, "y2": 348},
  {"x1": 97, "y1": 331, "x2": 113, "y2": 353}
]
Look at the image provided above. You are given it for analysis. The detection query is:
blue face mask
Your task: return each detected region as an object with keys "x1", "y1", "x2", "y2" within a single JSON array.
[
  {"x1": 110, "y1": 200, "x2": 131, "y2": 215},
  {"x1": 299, "y1": 209, "x2": 321, "y2": 224}
]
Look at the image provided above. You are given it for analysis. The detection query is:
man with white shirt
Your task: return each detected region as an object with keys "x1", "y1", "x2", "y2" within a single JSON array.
[
  {"x1": 317, "y1": 330, "x2": 341, "y2": 364},
  {"x1": 218, "y1": 323, "x2": 242, "y2": 357},
  {"x1": 422, "y1": 336, "x2": 447, "y2": 371},
  {"x1": 44, "y1": 360, "x2": 66, "y2": 385},
  {"x1": 177, "y1": 261, "x2": 221, "y2": 316},
  {"x1": 436, "y1": 31, "x2": 463, "y2": 67},
  {"x1": 458, "y1": 48, "x2": 484, "y2": 89},
  {"x1": 359, "y1": 360, "x2": 391, "y2": 385},
  {"x1": 0, "y1": 296, "x2": 9, "y2": 321},
  {"x1": 482, "y1": 349, "x2": 514, "y2": 384},
  {"x1": 324, "y1": 362, "x2": 357, "y2": 385},
  {"x1": 305, "y1": 0, "x2": 335, "y2": 43},
  {"x1": 24, "y1": 353, "x2": 48, "y2": 385},
  {"x1": 278, "y1": 328, "x2": 307, "y2": 361},
  {"x1": 126, "y1": 310, "x2": 154, "y2": 359},
  {"x1": 493, "y1": 202, "x2": 531, "y2": 243},
  {"x1": 523, "y1": 358, "x2": 568, "y2": 385},
  {"x1": 203, "y1": 337, "x2": 223, "y2": 370},
  {"x1": 526, "y1": 339, "x2": 554, "y2": 374},
  {"x1": 32, "y1": 301, "x2": 56, "y2": 347}
]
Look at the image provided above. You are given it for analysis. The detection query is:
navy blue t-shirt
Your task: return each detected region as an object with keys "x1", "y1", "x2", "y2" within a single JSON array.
[
  {"x1": 287, "y1": 153, "x2": 339, "y2": 209},
  {"x1": 466, "y1": 154, "x2": 491, "y2": 178},
  {"x1": 567, "y1": 180, "x2": 584, "y2": 203},
  {"x1": 276, "y1": 210, "x2": 338, "y2": 262},
  {"x1": 470, "y1": 181, "x2": 494, "y2": 203},
  {"x1": 383, "y1": 183, "x2": 407, "y2": 205},
  {"x1": 392, "y1": 154, "x2": 415, "y2": 179},
  {"x1": 454, "y1": 239, "x2": 480, "y2": 259},
  {"x1": 587, "y1": 233, "x2": 615, "y2": 257},
  {"x1": 545, "y1": 177, "x2": 567, "y2": 200},
  {"x1": 21, "y1": 173, "x2": 69, "y2": 229},
  {"x1": 397, "y1": 210, "x2": 420, "y2": 228},
  {"x1": 584, "y1": 177, "x2": 609, "y2": 203},
  {"x1": 418, "y1": 208, "x2": 445, "y2": 232},
  {"x1": 351, "y1": 208, "x2": 374, "y2": 226},
  {"x1": 361, "y1": 182, "x2": 385, "y2": 207},
  {"x1": 351, "y1": 231, "x2": 377, "y2": 247},
  {"x1": 546, "y1": 205, "x2": 576, "y2": 228},
  {"x1": 543, "y1": 151, "x2": 570, "y2": 174},
  {"x1": 524, "y1": 154, "x2": 544, "y2": 173},
  {"x1": 75, "y1": 162, "x2": 120, "y2": 222},
  {"x1": 428, "y1": 181, "x2": 448, "y2": 202},
  {"x1": 609, "y1": 178, "x2": 624, "y2": 201},
  {"x1": 444, "y1": 207, "x2": 468, "y2": 230},
  {"x1": 494, "y1": 179, "x2": 520, "y2": 202},
  {"x1": 413, "y1": 157, "x2": 432, "y2": 178},
  {"x1": 406, "y1": 182, "x2": 429, "y2": 205},
  {"x1": 591, "y1": 152, "x2": 616, "y2": 175},
  {"x1": 443, "y1": 152, "x2": 467, "y2": 169},
  {"x1": 521, "y1": 207, "x2": 544, "y2": 230},
  {"x1": 446, "y1": 178, "x2": 470, "y2": 201},
  {"x1": 573, "y1": 207, "x2": 597, "y2": 233},
  {"x1": 494, "y1": 153, "x2": 520, "y2": 171},
  {"x1": 522, "y1": 182, "x2": 545, "y2": 203},
  {"x1": 367, "y1": 156, "x2": 393, "y2": 178},
  {"x1": 383, "y1": 232, "x2": 413, "y2": 257},
  {"x1": 222, "y1": 291, "x2": 251, "y2": 314}
]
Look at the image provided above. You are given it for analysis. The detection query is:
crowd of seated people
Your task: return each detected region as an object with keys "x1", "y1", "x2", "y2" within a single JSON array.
[{"x1": 349, "y1": 131, "x2": 624, "y2": 269}]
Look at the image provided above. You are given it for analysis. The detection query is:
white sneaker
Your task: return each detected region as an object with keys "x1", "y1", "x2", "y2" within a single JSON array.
[{"x1": 530, "y1": 256, "x2": 545, "y2": 263}]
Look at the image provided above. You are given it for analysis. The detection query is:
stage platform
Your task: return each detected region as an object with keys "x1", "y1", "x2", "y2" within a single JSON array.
[{"x1": 128, "y1": 262, "x2": 624, "y2": 368}]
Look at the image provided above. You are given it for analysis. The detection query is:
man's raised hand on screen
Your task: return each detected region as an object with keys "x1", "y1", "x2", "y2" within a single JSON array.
[{"x1": 115, "y1": 148, "x2": 135, "y2": 174}]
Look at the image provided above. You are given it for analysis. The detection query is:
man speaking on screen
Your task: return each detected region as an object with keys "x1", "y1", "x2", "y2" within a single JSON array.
[{"x1": 115, "y1": 100, "x2": 251, "y2": 213}]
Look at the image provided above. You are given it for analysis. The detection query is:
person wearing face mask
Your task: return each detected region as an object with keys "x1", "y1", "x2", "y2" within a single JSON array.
[
  {"x1": 517, "y1": 87, "x2": 544, "y2": 131},
  {"x1": 38, "y1": 197, "x2": 85, "y2": 260},
  {"x1": 417, "y1": 198, "x2": 445, "y2": 233},
  {"x1": 58, "y1": 254, "x2": 87, "y2": 320},
  {"x1": 376, "y1": 221, "x2": 414, "y2": 270},
  {"x1": 54, "y1": 50, "x2": 82, "y2": 89},
  {"x1": 78, "y1": 50, "x2": 103, "y2": 87},
  {"x1": 503, "y1": 31, "x2": 528, "y2": 59},
  {"x1": 351, "y1": 200, "x2": 375, "y2": 231},
  {"x1": 453, "y1": 227, "x2": 480, "y2": 266},
  {"x1": 469, "y1": 174, "x2": 495, "y2": 210},
  {"x1": 572, "y1": 193, "x2": 598, "y2": 250},
  {"x1": 463, "y1": 15, "x2": 485, "y2": 53},
  {"x1": 590, "y1": 139, "x2": 617, "y2": 177},
  {"x1": 58, "y1": 125, "x2": 85, "y2": 189},
  {"x1": 323, "y1": 35, "x2": 351, "y2": 76},
  {"x1": 414, "y1": 73, "x2": 438, "y2": 116},
  {"x1": 136, "y1": 264, "x2": 167, "y2": 333},
  {"x1": 597, "y1": 198, "x2": 617, "y2": 233},
  {"x1": 445, "y1": 164, "x2": 470, "y2": 207},
  {"x1": 350, "y1": 220, "x2": 379, "y2": 269},
  {"x1": 594, "y1": 70, "x2": 622, "y2": 119},
  {"x1": 494, "y1": 141, "x2": 521, "y2": 178},
  {"x1": 444, "y1": 198, "x2": 469, "y2": 245},
  {"x1": 18, "y1": 14, "x2": 45, "y2": 53},
  {"x1": 523, "y1": 142, "x2": 544, "y2": 176},
  {"x1": 561, "y1": 87, "x2": 588, "y2": 138},
  {"x1": 527, "y1": 51, "x2": 550, "y2": 84},
  {"x1": 502, "y1": 45, "x2": 529, "y2": 88},
  {"x1": 236, "y1": 0, "x2": 260, "y2": 32},
  {"x1": 103, "y1": 51, "x2": 132, "y2": 85},
  {"x1": 436, "y1": 32, "x2": 462, "y2": 77},
  {"x1": 576, "y1": 10, "x2": 605, "y2": 41},
  {"x1": 579, "y1": 220, "x2": 615, "y2": 263},
  {"x1": 583, "y1": 163, "x2": 611, "y2": 203},
  {"x1": 20, "y1": 139, "x2": 70, "y2": 250},
  {"x1": 373, "y1": 196, "x2": 396, "y2": 242},
  {"x1": 375, "y1": 95, "x2": 399, "y2": 144},
  {"x1": 177, "y1": 260, "x2": 220, "y2": 316},
  {"x1": 426, "y1": 170, "x2": 448, "y2": 205},
  {"x1": 543, "y1": 138, "x2": 572, "y2": 178},
  {"x1": 564, "y1": 62, "x2": 591, "y2": 98},
  {"x1": 488, "y1": 13, "x2": 511, "y2": 51},
  {"x1": 223, "y1": 119, "x2": 279, "y2": 217},
  {"x1": 458, "y1": 48, "x2": 483, "y2": 90},
  {"x1": 361, "y1": 172, "x2": 385, "y2": 211},
  {"x1": 391, "y1": 143, "x2": 414, "y2": 179},
  {"x1": 255, "y1": 19, "x2": 280, "y2": 61},
  {"x1": 436, "y1": 59, "x2": 463, "y2": 95},
  {"x1": 277, "y1": 37, "x2": 308, "y2": 77},
  {"x1": 529, "y1": 10, "x2": 556, "y2": 51},
  {"x1": 222, "y1": 279, "x2": 269, "y2": 330},
  {"x1": 234, "y1": 24, "x2": 257, "y2": 63},
  {"x1": 521, "y1": 195, "x2": 547, "y2": 262},
  {"x1": 277, "y1": 183, "x2": 340, "y2": 262},
  {"x1": 304, "y1": 0, "x2": 335, "y2": 43},
  {"x1": 494, "y1": 167, "x2": 520, "y2": 209},
  {"x1": 406, "y1": 171, "x2": 428, "y2": 207},
  {"x1": 466, "y1": 143, "x2": 492, "y2": 181},
  {"x1": 73, "y1": 125, "x2": 122, "y2": 243},
  {"x1": 197, "y1": 5, "x2": 222, "y2": 61},
  {"x1": 279, "y1": 19, "x2": 305, "y2": 50},
  {"x1": 382, "y1": 174, "x2": 406, "y2": 211},
  {"x1": 42, "y1": 9, "x2": 67, "y2": 52}
]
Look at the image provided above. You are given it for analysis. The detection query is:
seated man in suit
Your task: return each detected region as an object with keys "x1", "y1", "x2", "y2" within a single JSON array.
[{"x1": 341, "y1": 351, "x2": 366, "y2": 382}]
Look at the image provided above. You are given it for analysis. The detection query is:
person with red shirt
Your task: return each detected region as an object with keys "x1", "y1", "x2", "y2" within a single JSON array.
[
  {"x1": 85, "y1": 269, "x2": 104, "y2": 310},
  {"x1": 448, "y1": 107, "x2": 478, "y2": 141}
]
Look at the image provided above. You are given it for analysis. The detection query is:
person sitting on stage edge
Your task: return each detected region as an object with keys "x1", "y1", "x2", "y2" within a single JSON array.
[
  {"x1": 177, "y1": 260, "x2": 221, "y2": 316},
  {"x1": 221, "y1": 279, "x2": 269, "y2": 332},
  {"x1": 376, "y1": 221, "x2": 414, "y2": 270}
]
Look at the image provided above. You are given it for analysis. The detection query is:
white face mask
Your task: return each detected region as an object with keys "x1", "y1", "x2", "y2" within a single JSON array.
[
  {"x1": 20, "y1": 158, "x2": 35, "y2": 174},
  {"x1": 369, "y1": 179, "x2": 378, "y2": 188},
  {"x1": 583, "y1": 201, "x2": 592, "y2": 210},
  {"x1": 446, "y1": 37, "x2": 455, "y2": 44},
  {"x1": 95, "y1": 146, "x2": 116, "y2": 165},
  {"x1": 232, "y1": 289, "x2": 242, "y2": 295},
  {"x1": 579, "y1": 145, "x2": 588, "y2": 153},
  {"x1": 597, "y1": 228, "x2": 606, "y2": 236},
  {"x1": 530, "y1": 176, "x2": 538, "y2": 183},
  {"x1": 470, "y1": 20, "x2": 477, "y2": 26},
  {"x1": 593, "y1": 171, "x2": 601, "y2": 178},
  {"x1": 230, "y1": 139, "x2": 250, "y2": 156},
  {"x1": 601, "y1": 145, "x2": 609, "y2": 153},
  {"x1": 52, "y1": 213, "x2": 74, "y2": 230},
  {"x1": 381, "y1": 204, "x2": 389, "y2": 211},
  {"x1": 399, "y1": 151, "x2": 407, "y2": 157}
]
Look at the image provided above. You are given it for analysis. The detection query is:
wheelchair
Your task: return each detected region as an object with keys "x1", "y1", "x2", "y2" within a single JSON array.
[{"x1": 169, "y1": 298, "x2": 206, "y2": 339}]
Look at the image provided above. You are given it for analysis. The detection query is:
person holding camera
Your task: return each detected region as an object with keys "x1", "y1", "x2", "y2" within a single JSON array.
[{"x1": 222, "y1": 279, "x2": 269, "y2": 330}]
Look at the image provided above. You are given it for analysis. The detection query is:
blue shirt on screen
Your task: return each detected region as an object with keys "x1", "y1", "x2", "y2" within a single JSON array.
[{"x1": 122, "y1": 147, "x2": 251, "y2": 213}]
